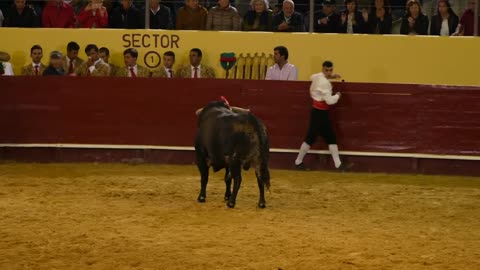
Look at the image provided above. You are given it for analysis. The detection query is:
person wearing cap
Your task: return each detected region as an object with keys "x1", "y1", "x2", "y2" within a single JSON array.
[
  {"x1": 75, "y1": 44, "x2": 110, "y2": 76},
  {"x1": 314, "y1": 0, "x2": 342, "y2": 33},
  {"x1": 43, "y1": 51, "x2": 66, "y2": 76},
  {"x1": 21, "y1": 45, "x2": 47, "y2": 76},
  {"x1": 294, "y1": 61, "x2": 352, "y2": 171},
  {"x1": 273, "y1": 0, "x2": 305, "y2": 32},
  {"x1": 265, "y1": 45, "x2": 297, "y2": 81}
]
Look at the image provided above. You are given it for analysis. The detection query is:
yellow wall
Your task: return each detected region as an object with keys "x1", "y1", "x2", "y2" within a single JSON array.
[{"x1": 1, "y1": 28, "x2": 479, "y2": 86}]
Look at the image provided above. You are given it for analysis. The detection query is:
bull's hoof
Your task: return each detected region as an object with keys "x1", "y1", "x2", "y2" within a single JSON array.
[
  {"x1": 227, "y1": 201, "x2": 235, "y2": 208},
  {"x1": 258, "y1": 202, "x2": 266, "y2": 209},
  {"x1": 197, "y1": 196, "x2": 206, "y2": 203},
  {"x1": 224, "y1": 195, "x2": 230, "y2": 201}
]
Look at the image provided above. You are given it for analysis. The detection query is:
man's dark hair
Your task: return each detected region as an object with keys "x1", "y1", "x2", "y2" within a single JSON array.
[
  {"x1": 322, "y1": 61, "x2": 333, "y2": 68},
  {"x1": 123, "y1": 48, "x2": 138, "y2": 58},
  {"x1": 164, "y1": 51, "x2": 175, "y2": 61},
  {"x1": 84, "y1": 44, "x2": 99, "y2": 53},
  {"x1": 190, "y1": 48, "x2": 202, "y2": 57},
  {"x1": 30, "y1": 45, "x2": 42, "y2": 54},
  {"x1": 274, "y1": 46, "x2": 289, "y2": 60},
  {"x1": 99, "y1": 47, "x2": 110, "y2": 56},
  {"x1": 67, "y1": 41, "x2": 80, "y2": 52}
]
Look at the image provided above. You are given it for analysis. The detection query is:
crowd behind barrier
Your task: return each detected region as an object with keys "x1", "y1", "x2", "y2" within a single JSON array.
[{"x1": 0, "y1": 0, "x2": 478, "y2": 35}]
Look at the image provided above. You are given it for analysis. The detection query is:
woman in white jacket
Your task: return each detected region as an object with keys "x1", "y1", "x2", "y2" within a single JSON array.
[{"x1": 294, "y1": 60, "x2": 352, "y2": 171}]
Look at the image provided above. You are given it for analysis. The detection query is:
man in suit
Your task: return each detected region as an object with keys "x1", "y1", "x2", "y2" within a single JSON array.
[
  {"x1": 63, "y1": 41, "x2": 84, "y2": 76},
  {"x1": 116, "y1": 48, "x2": 150, "y2": 77},
  {"x1": 21, "y1": 45, "x2": 47, "y2": 76},
  {"x1": 99, "y1": 47, "x2": 120, "y2": 76},
  {"x1": 177, "y1": 48, "x2": 215, "y2": 78},
  {"x1": 152, "y1": 51, "x2": 175, "y2": 78},
  {"x1": 75, "y1": 44, "x2": 110, "y2": 76},
  {"x1": 43, "y1": 51, "x2": 66, "y2": 76}
]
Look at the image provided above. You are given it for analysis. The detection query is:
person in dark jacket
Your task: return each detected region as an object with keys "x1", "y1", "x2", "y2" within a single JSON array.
[
  {"x1": 4, "y1": 0, "x2": 40, "y2": 27},
  {"x1": 43, "y1": 51, "x2": 66, "y2": 76},
  {"x1": 313, "y1": 0, "x2": 341, "y2": 33},
  {"x1": 365, "y1": 0, "x2": 393, "y2": 34},
  {"x1": 149, "y1": 0, "x2": 173, "y2": 29},
  {"x1": 109, "y1": 0, "x2": 144, "y2": 29},
  {"x1": 339, "y1": 0, "x2": 368, "y2": 33},
  {"x1": 242, "y1": 0, "x2": 273, "y2": 31},
  {"x1": 272, "y1": 0, "x2": 305, "y2": 32},
  {"x1": 429, "y1": 0, "x2": 458, "y2": 36},
  {"x1": 400, "y1": 0, "x2": 428, "y2": 35}
]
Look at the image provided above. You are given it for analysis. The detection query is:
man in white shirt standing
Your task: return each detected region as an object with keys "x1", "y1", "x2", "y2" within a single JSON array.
[
  {"x1": 265, "y1": 45, "x2": 297, "y2": 81},
  {"x1": 294, "y1": 60, "x2": 352, "y2": 171}
]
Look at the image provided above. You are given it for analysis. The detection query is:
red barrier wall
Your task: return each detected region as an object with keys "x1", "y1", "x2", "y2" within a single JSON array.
[{"x1": 1, "y1": 77, "x2": 479, "y2": 175}]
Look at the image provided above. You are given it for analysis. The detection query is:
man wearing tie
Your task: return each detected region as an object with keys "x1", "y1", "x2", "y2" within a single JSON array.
[
  {"x1": 21, "y1": 45, "x2": 47, "y2": 76},
  {"x1": 176, "y1": 48, "x2": 215, "y2": 78},
  {"x1": 75, "y1": 44, "x2": 110, "y2": 76},
  {"x1": 152, "y1": 51, "x2": 175, "y2": 78},
  {"x1": 116, "y1": 48, "x2": 151, "y2": 77},
  {"x1": 63, "y1": 41, "x2": 84, "y2": 76}
]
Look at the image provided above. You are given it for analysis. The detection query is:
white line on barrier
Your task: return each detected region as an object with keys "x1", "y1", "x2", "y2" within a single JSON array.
[{"x1": 0, "y1": 143, "x2": 479, "y2": 161}]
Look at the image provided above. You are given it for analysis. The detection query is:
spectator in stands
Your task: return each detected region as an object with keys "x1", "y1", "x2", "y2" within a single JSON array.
[
  {"x1": 0, "y1": 9, "x2": 4, "y2": 27},
  {"x1": 265, "y1": 45, "x2": 297, "y2": 81},
  {"x1": 77, "y1": 0, "x2": 109, "y2": 28},
  {"x1": 390, "y1": 0, "x2": 406, "y2": 20},
  {"x1": 206, "y1": 0, "x2": 241, "y2": 31},
  {"x1": 152, "y1": 51, "x2": 176, "y2": 78},
  {"x1": 452, "y1": 0, "x2": 480, "y2": 36},
  {"x1": 242, "y1": 0, "x2": 273, "y2": 31},
  {"x1": 177, "y1": 48, "x2": 215, "y2": 78},
  {"x1": 63, "y1": 41, "x2": 84, "y2": 76},
  {"x1": 110, "y1": 0, "x2": 144, "y2": 29},
  {"x1": 149, "y1": 0, "x2": 173, "y2": 29},
  {"x1": 75, "y1": 44, "x2": 110, "y2": 76},
  {"x1": 365, "y1": 0, "x2": 392, "y2": 34},
  {"x1": 272, "y1": 3, "x2": 282, "y2": 16},
  {"x1": 314, "y1": 0, "x2": 341, "y2": 33},
  {"x1": 340, "y1": 0, "x2": 368, "y2": 33},
  {"x1": 176, "y1": 0, "x2": 208, "y2": 30},
  {"x1": 430, "y1": 0, "x2": 458, "y2": 36},
  {"x1": 98, "y1": 47, "x2": 119, "y2": 76},
  {"x1": 21, "y1": 45, "x2": 46, "y2": 76},
  {"x1": 272, "y1": 0, "x2": 305, "y2": 32},
  {"x1": 42, "y1": 0, "x2": 76, "y2": 28},
  {"x1": 0, "y1": 51, "x2": 14, "y2": 76},
  {"x1": 400, "y1": 0, "x2": 428, "y2": 35},
  {"x1": 117, "y1": 48, "x2": 150, "y2": 77},
  {"x1": 4, "y1": 0, "x2": 39, "y2": 27},
  {"x1": 43, "y1": 51, "x2": 66, "y2": 76}
]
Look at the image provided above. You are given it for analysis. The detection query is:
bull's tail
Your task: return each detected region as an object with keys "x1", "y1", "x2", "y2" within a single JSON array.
[{"x1": 247, "y1": 113, "x2": 271, "y2": 190}]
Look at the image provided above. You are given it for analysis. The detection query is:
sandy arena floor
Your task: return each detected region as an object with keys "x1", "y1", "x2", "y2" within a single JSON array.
[{"x1": 0, "y1": 163, "x2": 479, "y2": 270}]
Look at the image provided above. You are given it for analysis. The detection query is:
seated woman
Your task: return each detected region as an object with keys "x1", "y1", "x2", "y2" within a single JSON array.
[
  {"x1": 429, "y1": 0, "x2": 458, "y2": 36},
  {"x1": 365, "y1": 0, "x2": 393, "y2": 34},
  {"x1": 77, "y1": 0, "x2": 109, "y2": 28},
  {"x1": 242, "y1": 0, "x2": 273, "y2": 31},
  {"x1": 339, "y1": 0, "x2": 368, "y2": 33},
  {"x1": 400, "y1": 0, "x2": 429, "y2": 35}
]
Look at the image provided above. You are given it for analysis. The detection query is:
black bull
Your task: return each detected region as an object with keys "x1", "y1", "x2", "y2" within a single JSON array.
[{"x1": 194, "y1": 101, "x2": 271, "y2": 208}]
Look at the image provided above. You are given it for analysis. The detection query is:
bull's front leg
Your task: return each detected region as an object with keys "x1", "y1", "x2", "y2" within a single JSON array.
[
  {"x1": 224, "y1": 168, "x2": 232, "y2": 201},
  {"x1": 227, "y1": 159, "x2": 242, "y2": 208},
  {"x1": 196, "y1": 155, "x2": 209, "y2": 203}
]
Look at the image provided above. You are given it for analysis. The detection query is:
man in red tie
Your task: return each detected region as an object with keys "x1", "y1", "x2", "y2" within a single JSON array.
[
  {"x1": 116, "y1": 48, "x2": 151, "y2": 77},
  {"x1": 21, "y1": 45, "x2": 47, "y2": 76},
  {"x1": 177, "y1": 48, "x2": 216, "y2": 78},
  {"x1": 152, "y1": 51, "x2": 175, "y2": 78},
  {"x1": 74, "y1": 44, "x2": 110, "y2": 76},
  {"x1": 62, "y1": 41, "x2": 84, "y2": 76}
]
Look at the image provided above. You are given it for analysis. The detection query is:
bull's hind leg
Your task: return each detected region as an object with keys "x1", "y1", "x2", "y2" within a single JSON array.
[
  {"x1": 196, "y1": 155, "x2": 209, "y2": 203},
  {"x1": 224, "y1": 168, "x2": 232, "y2": 201},
  {"x1": 227, "y1": 159, "x2": 242, "y2": 208},
  {"x1": 256, "y1": 170, "x2": 266, "y2": 209}
]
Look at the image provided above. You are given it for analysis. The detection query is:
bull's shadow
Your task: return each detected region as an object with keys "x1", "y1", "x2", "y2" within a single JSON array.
[{"x1": 194, "y1": 101, "x2": 270, "y2": 208}]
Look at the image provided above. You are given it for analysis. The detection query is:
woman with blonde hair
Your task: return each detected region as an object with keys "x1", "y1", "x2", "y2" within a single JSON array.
[{"x1": 242, "y1": 0, "x2": 273, "y2": 31}]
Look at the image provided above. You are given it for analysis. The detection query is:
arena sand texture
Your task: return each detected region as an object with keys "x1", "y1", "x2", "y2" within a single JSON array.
[{"x1": 1, "y1": 163, "x2": 479, "y2": 270}]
